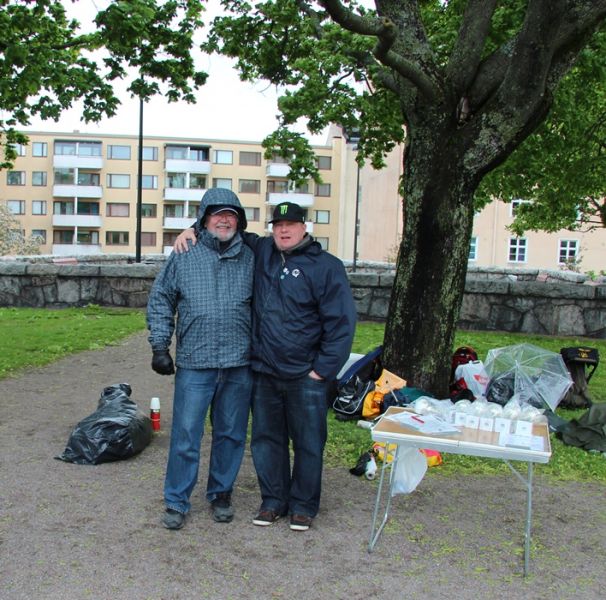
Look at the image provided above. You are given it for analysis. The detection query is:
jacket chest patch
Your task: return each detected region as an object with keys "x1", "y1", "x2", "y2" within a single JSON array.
[{"x1": 280, "y1": 267, "x2": 301, "y2": 279}]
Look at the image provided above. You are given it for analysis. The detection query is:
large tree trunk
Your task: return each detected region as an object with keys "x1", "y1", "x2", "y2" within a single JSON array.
[{"x1": 383, "y1": 120, "x2": 479, "y2": 397}]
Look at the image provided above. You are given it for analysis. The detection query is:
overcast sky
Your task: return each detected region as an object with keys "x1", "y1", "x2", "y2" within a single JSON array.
[{"x1": 23, "y1": 0, "x2": 328, "y2": 145}]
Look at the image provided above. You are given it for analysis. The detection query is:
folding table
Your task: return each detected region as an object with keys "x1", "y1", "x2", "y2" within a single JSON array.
[{"x1": 369, "y1": 406, "x2": 552, "y2": 576}]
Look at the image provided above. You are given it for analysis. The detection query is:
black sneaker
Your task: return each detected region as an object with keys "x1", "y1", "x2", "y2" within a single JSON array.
[
  {"x1": 252, "y1": 508, "x2": 283, "y2": 526},
  {"x1": 162, "y1": 508, "x2": 185, "y2": 530},
  {"x1": 211, "y1": 492, "x2": 234, "y2": 523},
  {"x1": 290, "y1": 513, "x2": 312, "y2": 531}
]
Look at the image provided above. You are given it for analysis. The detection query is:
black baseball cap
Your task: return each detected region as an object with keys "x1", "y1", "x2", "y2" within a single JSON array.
[{"x1": 269, "y1": 202, "x2": 305, "y2": 224}]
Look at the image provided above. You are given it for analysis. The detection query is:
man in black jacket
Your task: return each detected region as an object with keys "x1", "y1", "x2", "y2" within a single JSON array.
[{"x1": 174, "y1": 201, "x2": 356, "y2": 531}]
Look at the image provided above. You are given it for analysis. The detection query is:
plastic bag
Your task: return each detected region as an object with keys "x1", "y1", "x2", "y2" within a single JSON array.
[
  {"x1": 454, "y1": 360, "x2": 489, "y2": 399},
  {"x1": 56, "y1": 383, "x2": 153, "y2": 465},
  {"x1": 391, "y1": 447, "x2": 428, "y2": 495}
]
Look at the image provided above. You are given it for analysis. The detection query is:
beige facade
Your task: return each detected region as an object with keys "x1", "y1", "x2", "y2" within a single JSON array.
[
  {"x1": 2, "y1": 130, "x2": 347, "y2": 257},
  {"x1": 3, "y1": 128, "x2": 605, "y2": 274},
  {"x1": 350, "y1": 141, "x2": 605, "y2": 274}
]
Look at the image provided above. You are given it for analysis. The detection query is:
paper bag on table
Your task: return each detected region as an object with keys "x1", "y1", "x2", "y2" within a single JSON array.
[{"x1": 391, "y1": 447, "x2": 428, "y2": 495}]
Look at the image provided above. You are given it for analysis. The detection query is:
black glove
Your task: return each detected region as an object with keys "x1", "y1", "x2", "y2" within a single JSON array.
[{"x1": 152, "y1": 350, "x2": 175, "y2": 375}]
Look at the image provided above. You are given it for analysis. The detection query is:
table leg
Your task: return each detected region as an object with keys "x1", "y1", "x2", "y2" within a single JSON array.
[
  {"x1": 524, "y1": 461, "x2": 534, "y2": 577},
  {"x1": 368, "y1": 445, "x2": 398, "y2": 552}
]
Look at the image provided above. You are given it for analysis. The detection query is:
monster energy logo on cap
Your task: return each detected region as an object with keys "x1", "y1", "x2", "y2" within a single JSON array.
[{"x1": 269, "y1": 202, "x2": 306, "y2": 224}]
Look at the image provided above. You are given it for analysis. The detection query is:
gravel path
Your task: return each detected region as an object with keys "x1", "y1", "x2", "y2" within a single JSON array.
[{"x1": 1, "y1": 332, "x2": 604, "y2": 600}]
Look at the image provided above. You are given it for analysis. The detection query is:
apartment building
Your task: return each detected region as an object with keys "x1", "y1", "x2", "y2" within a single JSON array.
[
  {"x1": 3, "y1": 128, "x2": 605, "y2": 273},
  {"x1": 2, "y1": 130, "x2": 347, "y2": 257}
]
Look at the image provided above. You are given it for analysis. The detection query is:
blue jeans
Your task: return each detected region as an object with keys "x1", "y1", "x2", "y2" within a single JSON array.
[
  {"x1": 164, "y1": 366, "x2": 252, "y2": 514},
  {"x1": 250, "y1": 372, "x2": 329, "y2": 517}
]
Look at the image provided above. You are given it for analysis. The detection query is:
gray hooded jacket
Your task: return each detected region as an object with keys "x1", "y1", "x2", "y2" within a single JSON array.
[{"x1": 146, "y1": 189, "x2": 254, "y2": 369}]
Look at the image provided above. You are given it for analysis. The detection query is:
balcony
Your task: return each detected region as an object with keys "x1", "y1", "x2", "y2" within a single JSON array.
[
  {"x1": 53, "y1": 184, "x2": 103, "y2": 198},
  {"x1": 164, "y1": 187, "x2": 206, "y2": 202},
  {"x1": 52, "y1": 214, "x2": 103, "y2": 228},
  {"x1": 267, "y1": 192, "x2": 314, "y2": 207},
  {"x1": 53, "y1": 155, "x2": 103, "y2": 170},
  {"x1": 266, "y1": 163, "x2": 290, "y2": 178},
  {"x1": 52, "y1": 243, "x2": 102, "y2": 256},
  {"x1": 165, "y1": 158, "x2": 211, "y2": 174},
  {"x1": 163, "y1": 216, "x2": 196, "y2": 230}
]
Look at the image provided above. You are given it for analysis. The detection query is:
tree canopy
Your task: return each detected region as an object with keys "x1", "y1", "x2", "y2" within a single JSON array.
[
  {"x1": 0, "y1": 0, "x2": 207, "y2": 168},
  {"x1": 204, "y1": 0, "x2": 606, "y2": 393}
]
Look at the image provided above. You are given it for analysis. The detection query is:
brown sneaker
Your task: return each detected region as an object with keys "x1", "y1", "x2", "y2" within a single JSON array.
[
  {"x1": 289, "y1": 513, "x2": 312, "y2": 531},
  {"x1": 252, "y1": 508, "x2": 283, "y2": 526}
]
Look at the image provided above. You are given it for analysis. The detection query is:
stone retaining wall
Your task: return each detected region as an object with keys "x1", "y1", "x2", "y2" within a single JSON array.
[{"x1": 1, "y1": 259, "x2": 604, "y2": 338}]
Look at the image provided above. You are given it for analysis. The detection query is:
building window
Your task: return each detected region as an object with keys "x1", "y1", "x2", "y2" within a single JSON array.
[
  {"x1": 107, "y1": 174, "x2": 130, "y2": 188},
  {"x1": 315, "y1": 183, "x2": 331, "y2": 197},
  {"x1": 107, "y1": 145, "x2": 131, "y2": 159},
  {"x1": 165, "y1": 145, "x2": 188, "y2": 160},
  {"x1": 267, "y1": 180, "x2": 288, "y2": 193},
  {"x1": 54, "y1": 140, "x2": 101, "y2": 156},
  {"x1": 32, "y1": 201, "x2": 47, "y2": 215},
  {"x1": 293, "y1": 181, "x2": 309, "y2": 193},
  {"x1": 142, "y1": 146, "x2": 158, "y2": 161},
  {"x1": 315, "y1": 237, "x2": 329, "y2": 250},
  {"x1": 559, "y1": 240, "x2": 579, "y2": 264},
  {"x1": 32, "y1": 171, "x2": 47, "y2": 186},
  {"x1": 77, "y1": 202, "x2": 99, "y2": 215},
  {"x1": 244, "y1": 207, "x2": 260, "y2": 222},
  {"x1": 167, "y1": 172, "x2": 186, "y2": 188},
  {"x1": 163, "y1": 231, "x2": 178, "y2": 246},
  {"x1": 510, "y1": 199, "x2": 531, "y2": 217},
  {"x1": 213, "y1": 178, "x2": 232, "y2": 190},
  {"x1": 7, "y1": 171, "x2": 25, "y2": 185},
  {"x1": 11, "y1": 143, "x2": 26, "y2": 156},
  {"x1": 141, "y1": 232, "x2": 157, "y2": 247},
  {"x1": 239, "y1": 151, "x2": 261, "y2": 166},
  {"x1": 142, "y1": 175, "x2": 158, "y2": 189},
  {"x1": 78, "y1": 172, "x2": 100, "y2": 186},
  {"x1": 32, "y1": 142, "x2": 48, "y2": 157},
  {"x1": 469, "y1": 236, "x2": 478, "y2": 261},
  {"x1": 164, "y1": 204, "x2": 185, "y2": 218},
  {"x1": 316, "y1": 155, "x2": 332, "y2": 170},
  {"x1": 106, "y1": 231, "x2": 129, "y2": 245},
  {"x1": 189, "y1": 146, "x2": 209, "y2": 161},
  {"x1": 53, "y1": 230, "x2": 73, "y2": 244},
  {"x1": 314, "y1": 210, "x2": 330, "y2": 224},
  {"x1": 508, "y1": 237, "x2": 527, "y2": 262},
  {"x1": 77, "y1": 230, "x2": 99, "y2": 245},
  {"x1": 32, "y1": 229, "x2": 47, "y2": 243},
  {"x1": 53, "y1": 201, "x2": 75, "y2": 215},
  {"x1": 214, "y1": 149, "x2": 233, "y2": 164},
  {"x1": 188, "y1": 204, "x2": 198, "y2": 218},
  {"x1": 189, "y1": 174, "x2": 207, "y2": 189},
  {"x1": 141, "y1": 204, "x2": 157, "y2": 218},
  {"x1": 239, "y1": 179, "x2": 261, "y2": 194},
  {"x1": 54, "y1": 168, "x2": 74, "y2": 184},
  {"x1": 7, "y1": 200, "x2": 25, "y2": 215},
  {"x1": 106, "y1": 203, "x2": 130, "y2": 217}
]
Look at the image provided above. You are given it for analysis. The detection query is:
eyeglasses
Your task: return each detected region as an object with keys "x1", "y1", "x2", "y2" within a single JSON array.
[{"x1": 210, "y1": 211, "x2": 238, "y2": 220}]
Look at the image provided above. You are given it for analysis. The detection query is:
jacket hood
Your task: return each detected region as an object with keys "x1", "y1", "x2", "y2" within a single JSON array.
[{"x1": 198, "y1": 188, "x2": 248, "y2": 230}]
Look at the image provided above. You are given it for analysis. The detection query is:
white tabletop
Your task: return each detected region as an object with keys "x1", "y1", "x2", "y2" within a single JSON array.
[{"x1": 372, "y1": 406, "x2": 552, "y2": 463}]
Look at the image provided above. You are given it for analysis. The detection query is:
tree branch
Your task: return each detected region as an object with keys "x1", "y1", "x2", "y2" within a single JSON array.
[
  {"x1": 446, "y1": 0, "x2": 498, "y2": 97},
  {"x1": 318, "y1": 0, "x2": 440, "y2": 100}
]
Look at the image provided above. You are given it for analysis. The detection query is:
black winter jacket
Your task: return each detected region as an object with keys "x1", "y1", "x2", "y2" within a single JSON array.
[{"x1": 246, "y1": 234, "x2": 357, "y2": 380}]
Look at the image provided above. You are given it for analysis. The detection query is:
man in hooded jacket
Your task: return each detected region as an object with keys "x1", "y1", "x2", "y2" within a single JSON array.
[
  {"x1": 147, "y1": 188, "x2": 254, "y2": 530},
  {"x1": 173, "y1": 201, "x2": 356, "y2": 532}
]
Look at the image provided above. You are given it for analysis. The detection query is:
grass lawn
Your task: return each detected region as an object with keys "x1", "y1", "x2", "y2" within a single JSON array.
[{"x1": 1, "y1": 306, "x2": 604, "y2": 482}]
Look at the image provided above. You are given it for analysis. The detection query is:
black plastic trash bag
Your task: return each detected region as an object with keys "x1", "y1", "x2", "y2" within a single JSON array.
[{"x1": 56, "y1": 383, "x2": 153, "y2": 465}]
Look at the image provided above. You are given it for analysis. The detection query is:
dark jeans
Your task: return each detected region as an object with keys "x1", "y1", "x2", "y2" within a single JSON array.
[{"x1": 251, "y1": 372, "x2": 329, "y2": 517}]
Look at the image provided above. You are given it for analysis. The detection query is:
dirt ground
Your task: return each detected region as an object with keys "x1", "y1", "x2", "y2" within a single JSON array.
[{"x1": 1, "y1": 331, "x2": 604, "y2": 600}]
